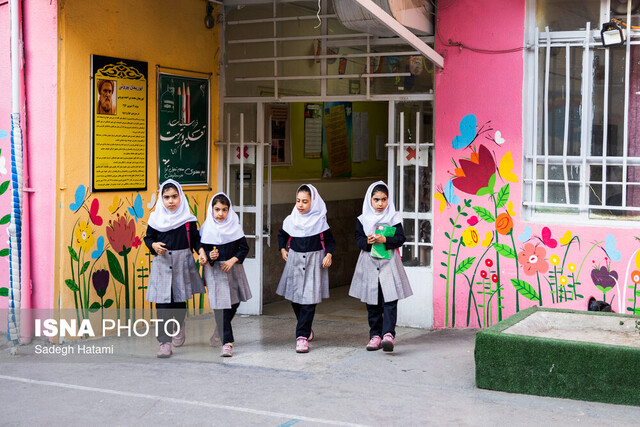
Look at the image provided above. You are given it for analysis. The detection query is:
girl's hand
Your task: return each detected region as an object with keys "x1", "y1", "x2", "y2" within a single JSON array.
[
  {"x1": 153, "y1": 242, "x2": 167, "y2": 255},
  {"x1": 198, "y1": 248, "x2": 208, "y2": 265},
  {"x1": 281, "y1": 248, "x2": 288, "y2": 261},
  {"x1": 221, "y1": 257, "x2": 238, "y2": 273},
  {"x1": 370, "y1": 234, "x2": 386, "y2": 244},
  {"x1": 209, "y1": 249, "x2": 219, "y2": 260},
  {"x1": 322, "y1": 253, "x2": 332, "y2": 268}
]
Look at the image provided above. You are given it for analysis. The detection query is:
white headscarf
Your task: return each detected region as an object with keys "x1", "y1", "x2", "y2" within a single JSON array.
[
  {"x1": 199, "y1": 192, "x2": 245, "y2": 245},
  {"x1": 147, "y1": 179, "x2": 197, "y2": 232},
  {"x1": 282, "y1": 184, "x2": 330, "y2": 237},
  {"x1": 358, "y1": 181, "x2": 402, "y2": 235}
]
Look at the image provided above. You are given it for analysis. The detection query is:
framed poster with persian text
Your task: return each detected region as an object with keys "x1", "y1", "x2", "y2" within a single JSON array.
[
  {"x1": 157, "y1": 70, "x2": 210, "y2": 187},
  {"x1": 91, "y1": 55, "x2": 148, "y2": 191}
]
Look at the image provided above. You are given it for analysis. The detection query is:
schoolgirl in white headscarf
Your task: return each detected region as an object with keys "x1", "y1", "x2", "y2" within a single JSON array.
[
  {"x1": 144, "y1": 179, "x2": 205, "y2": 358},
  {"x1": 198, "y1": 192, "x2": 252, "y2": 357},
  {"x1": 349, "y1": 181, "x2": 412, "y2": 353},
  {"x1": 277, "y1": 184, "x2": 335, "y2": 353}
]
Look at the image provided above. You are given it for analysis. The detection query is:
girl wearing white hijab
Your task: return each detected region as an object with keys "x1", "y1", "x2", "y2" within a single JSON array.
[
  {"x1": 144, "y1": 179, "x2": 205, "y2": 358},
  {"x1": 198, "y1": 192, "x2": 252, "y2": 357},
  {"x1": 277, "y1": 184, "x2": 335, "y2": 353},
  {"x1": 349, "y1": 181, "x2": 412, "y2": 352}
]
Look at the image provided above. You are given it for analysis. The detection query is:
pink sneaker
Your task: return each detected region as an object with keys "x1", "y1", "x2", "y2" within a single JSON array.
[
  {"x1": 221, "y1": 343, "x2": 233, "y2": 357},
  {"x1": 366, "y1": 335, "x2": 382, "y2": 351},
  {"x1": 309, "y1": 330, "x2": 314, "y2": 341},
  {"x1": 296, "y1": 336, "x2": 309, "y2": 353},
  {"x1": 157, "y1": 342, "x2": 172, "y2": 358},
  {"x1": 381, "y1": 333, "x2": 394, "y2": 352},
  {"x1": 172, "y1": 322, "x2": 185, "y2": 347}
]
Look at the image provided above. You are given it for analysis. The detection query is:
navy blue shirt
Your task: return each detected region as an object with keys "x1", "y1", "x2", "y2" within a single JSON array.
[
  {"x1": 354, "y1": 220, "x2": 405, "y2": 252},
  {"x1": 200, "y1": 237, "x2": 250, "y2": 265},
  {"x1": 144, "y1": 221, "x2": 200, "y2": 255},
  {"x1": 278, "y1": 228, "x2": 335, "y2": 254}
]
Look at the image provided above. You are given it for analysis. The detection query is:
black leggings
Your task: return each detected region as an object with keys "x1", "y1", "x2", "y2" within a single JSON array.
[
  {"x1": 156, "y1": 296, "x2": 187, "y2": 344},
  {"x1": 366, "y1": 284, "x2": 398, "y2": 338},
  {"x1": 215, "y1": 302, "x2": 240, "y2": 344},
  {"x1": 291, "y1": 302, "x2": 316, "y2": 339}
]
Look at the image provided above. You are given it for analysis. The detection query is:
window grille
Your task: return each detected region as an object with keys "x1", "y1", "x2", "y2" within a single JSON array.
[{"x1": 524, "y1": 3, "x2": 640, "y2": 221}]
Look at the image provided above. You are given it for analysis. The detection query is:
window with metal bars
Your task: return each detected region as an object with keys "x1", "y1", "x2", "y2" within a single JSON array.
[{"x1": 524, "y1": 0, "x2": 640, "y2": 221}]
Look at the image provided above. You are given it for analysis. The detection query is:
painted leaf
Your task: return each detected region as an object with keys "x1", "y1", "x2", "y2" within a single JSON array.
[
  {"x1": 107, "y1": 250, "x2": 125, "y2": 284},
  {"x1": 88, "y1": 302, "x2": 102, "y2": 313},
  {"x1": 473, "y1": 206, "x2": 495, "y2": 223},
  {"x1": 0, "y1": 248, "x2": 9, "y2": 257},
  {"x1": 0, "y1": 287, "x2": 8, "y2": 297},
  {"x1": 0, "y1": 214, "x2": 9, "y2": 225},
  {"x1": 455, "y1": 257, "x2": 476, "y2": 274},
  {"x1": 476, "y1": 173, "x2": 497, "y2": 196},
  {"x1": 79, "y1": 261, "x2": 90, "y2": 276},
  {"x1": 511, "y1": 279, "x2": 540, "y2": 301},
  {"x1": 439, "y1": 274, "x2": 447, "y2": 279},
  {"x1": 0, "y1": 180, "x2": 9, "y2": 196},
  {"x1": 496, "y1": 184, "x2": 510, "y2": 209},
  {"x1": 68, "y1": 245, "x2": 79, "y2": 262},
  {"x1": 65, "y1": 279, "x2": 80, "y2": 292},
  {"x1": 493, "y1": 243, "x2": 517, "y2": 259},
  {"x1": 103, "y1": 299, "x2": 114, "y2": 309}
]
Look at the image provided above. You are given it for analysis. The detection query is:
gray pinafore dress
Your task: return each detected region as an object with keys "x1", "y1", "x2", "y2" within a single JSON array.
[
  {"x1": 277, "y1": 248, "x2": 329, "y2": 305},
  {"x1": 146, "y1": 248, "x2": 205, "y2": 303},
  {"x1": 349, "y1": 249, "x2": 413, "y2": 305},
  {"x1": 203, "y1": 262, "x2": 252, "y2": 309}
]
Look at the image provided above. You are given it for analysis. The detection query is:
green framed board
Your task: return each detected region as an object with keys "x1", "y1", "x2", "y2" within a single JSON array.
[{"x1": 157, "y1": 71, "x2": 210, "y2": 186}]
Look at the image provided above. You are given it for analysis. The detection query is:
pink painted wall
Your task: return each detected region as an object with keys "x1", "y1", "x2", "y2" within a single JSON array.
[
  {"x1": 0, "y1": 1, "x2": 58, "y2": 317},
  {"x1": 433, "y1": 0, "x2": 640, "y2": 328}
]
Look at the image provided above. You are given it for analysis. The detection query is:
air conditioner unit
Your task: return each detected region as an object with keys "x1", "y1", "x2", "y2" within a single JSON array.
[{"x1": 333, "y1": 0, "x2": 434, "y2": 37}]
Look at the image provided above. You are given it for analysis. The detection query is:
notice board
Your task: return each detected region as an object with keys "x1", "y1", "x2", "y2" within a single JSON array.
[
  {"x1": 91, "y1": 55, "x2": 148, "y2": 191},
  {"x1": 157, "y1": 71, "x2": 210, "y2": 186}
]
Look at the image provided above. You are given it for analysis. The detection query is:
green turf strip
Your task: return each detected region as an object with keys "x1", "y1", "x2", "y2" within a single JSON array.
[{"x1": 475, "y1": 306, "x2": 640, "y2": 406}]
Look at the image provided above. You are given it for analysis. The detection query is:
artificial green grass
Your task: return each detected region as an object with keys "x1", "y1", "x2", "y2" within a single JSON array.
[{"x1": 475, "y1": 306, "x2": 640, "y2": 406}]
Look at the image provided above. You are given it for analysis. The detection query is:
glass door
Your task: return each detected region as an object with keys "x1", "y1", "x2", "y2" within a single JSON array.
[
  {"x1": 218, "y1": 103, "x2": 271, "y2": 315},
  {"x1": 388, "y1": 100, "x2": 434, "y2": 328}
]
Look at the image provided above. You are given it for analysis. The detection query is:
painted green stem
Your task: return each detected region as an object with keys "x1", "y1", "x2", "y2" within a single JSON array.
[
  {"x1": 466, "y1": 244, "x2": 492, "y2": 326},
  {"x1": 509, "y1": 231, "x2": 520, "y2": 312},
  {"x1": 536, "y1": 272, "x2": 543, "y2": 306},
  {"x1": 451, "y1": 239, "x2": 464, "y2": 327},
  {"x1": 444, "y1": 206, "x2": 465, "y2": 327},
  {"x1": 491, "y1": 195, "x2": 502, "y2": 321}
]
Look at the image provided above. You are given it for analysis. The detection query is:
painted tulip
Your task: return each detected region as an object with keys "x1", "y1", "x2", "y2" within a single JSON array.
[
  {"x1": 106, "y1": 213, "x2": 136, "y2": 255},
  {"x1": 452, "y1": 145, "x2": 496, "y2": 195},
  {"x1": 92, "y1": 269, "x2": 110, "y2": 298}
]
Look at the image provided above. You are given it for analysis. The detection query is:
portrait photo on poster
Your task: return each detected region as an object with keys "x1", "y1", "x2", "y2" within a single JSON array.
[{"x1": 97, "y1": 79, "x2": 117, "y2": 115}]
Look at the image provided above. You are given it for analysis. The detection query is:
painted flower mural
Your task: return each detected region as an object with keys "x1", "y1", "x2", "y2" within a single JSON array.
[
  {"x1": 591, "y1": 265, "x2": 618, "y2": 302},
  {"x1": 74, "y1": 221, "x2": 96, "y2": 253},
  {"x1": 451, "y1": 144, "x2": 496, "y2": 195},
  {"x1": 517, "y1": 243, "x2": 548, "y2": 276},
  {"x1": 107, "y1": 213, "x2": 136, "y2": 255}
]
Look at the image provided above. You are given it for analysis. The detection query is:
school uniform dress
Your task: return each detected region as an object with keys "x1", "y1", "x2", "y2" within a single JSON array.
[
  {"x1": 348, "y1": 180, "x2": 413, "y2": 339},
  {"x1": 276, "y1": 184, "x2": 333, "y2": 340},
  {"x1": 199, "y1": 192, "x2": 253, "y2": 345},
  {"x1": 201, "y1": 238, "x2": 252, "y2": 344},
  {"x1": 349, "y1": 221, "x2": 413, "y2": 337},
  {"x1": 145, "y1": 179, "x2": 205, "y2": 345}
]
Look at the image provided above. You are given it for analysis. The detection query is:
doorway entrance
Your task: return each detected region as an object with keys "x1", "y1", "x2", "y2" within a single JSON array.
[{"x1": 218, "y1": 100, "x2": 434, "y2": 328}]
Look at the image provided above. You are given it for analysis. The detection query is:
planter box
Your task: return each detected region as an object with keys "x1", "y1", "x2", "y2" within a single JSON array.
[{"x1": 475, "y1": 306, "x2": 640, "y2": 406}]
